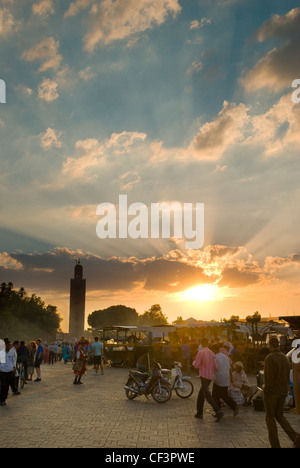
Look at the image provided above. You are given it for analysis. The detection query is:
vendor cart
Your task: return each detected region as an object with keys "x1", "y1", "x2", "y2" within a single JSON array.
[{"x1": 88, "y1": 325, "x2": 177, "y2": 368}]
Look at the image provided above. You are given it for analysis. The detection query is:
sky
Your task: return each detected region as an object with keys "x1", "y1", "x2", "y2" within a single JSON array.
[{"x1": 1, "y1": 0, "x2": 300, "y2": 332}]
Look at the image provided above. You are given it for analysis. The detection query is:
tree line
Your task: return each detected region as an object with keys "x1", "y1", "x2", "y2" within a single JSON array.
[
  {"x1": 87, "y1": 304, "x2": 169, "y2": 329},
  {"x1": 0, "y1": 282, "x2": 62, "y2": 341}
]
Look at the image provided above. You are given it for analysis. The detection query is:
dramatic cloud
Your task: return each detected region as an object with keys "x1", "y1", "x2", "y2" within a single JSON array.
[
  {"x1": 242, "y1": 8, "x2": 300, "y2": 92},
  {"x1": 37, "y1": 78, "x2": 59, "y2": 102},
  {"x1": 246, "y1": 93, "x2": 300, "y2": 155},
  {"x1": 62, "y1": 131, "x2": 147, "y2": 180},
  {"x1": 77, "y1": 0, "x2": 182, "y2": 50},
  {"x1": 0, "y1": 253, "x2": 23, "y2": 271},
  {"x1": 32, "y1": 0, "x2": 55, "y2": 18},
  {"x1": 21, "y1": 37, "x2": 62, "y2": 72},
  {"x1": 188, "y1": 101, "x2": 250, "y2": 160},
  {"x1": 40, "y1": 128, "x2": 63, "y2": 150},
  {"x1": 0, "y1": 6, "x2": 19, "y2": 36},
  {"x1": 218, "y1": 266, "x2": 261, "y2": 288},
  {"x1": 64, "y1": 0, "x2": 93, "y2": 18},
  {"x1": 0, "y1": 245, "x2": 269, "y2": 294}
]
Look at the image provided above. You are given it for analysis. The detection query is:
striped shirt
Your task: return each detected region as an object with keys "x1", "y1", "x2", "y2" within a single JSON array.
[{"x1": 193, "y1": 347, "x2": 217, "y2": 380}]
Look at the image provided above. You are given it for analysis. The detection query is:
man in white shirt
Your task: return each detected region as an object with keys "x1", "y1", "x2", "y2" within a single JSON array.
[
  {"x1": 0, "y1": 339, "x2": 16, "y2": 406},
  {"x1": 212, "y1": 344, "x2": 239, "y2": 417}
]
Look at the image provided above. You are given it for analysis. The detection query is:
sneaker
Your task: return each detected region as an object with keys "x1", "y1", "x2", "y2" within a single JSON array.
[
  {"x1": 34, "y1": 378, "x2": 41, "y2": 382},
  {"x1": 194, "y1": 413, "x2": 203, "y2": 419}
]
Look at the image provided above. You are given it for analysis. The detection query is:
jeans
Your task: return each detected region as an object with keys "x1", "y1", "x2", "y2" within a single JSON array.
[
  {"x1": 264, "y1": 392, "x2": 299, "y2": 448},
  {"x1": 0, "y1": 371, "x2": 14, "y2": 402},
  {"x1": 212, "y1": 383, "x2": 237, "y2": 411},
  {"x1": 196, "y1": 377, "x2": 222, "y2": 416}
]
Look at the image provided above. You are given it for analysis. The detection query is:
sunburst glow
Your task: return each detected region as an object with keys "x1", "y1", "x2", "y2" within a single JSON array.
[{"x1": 175, "y1": 284, "x2": 220, "y2": 302}]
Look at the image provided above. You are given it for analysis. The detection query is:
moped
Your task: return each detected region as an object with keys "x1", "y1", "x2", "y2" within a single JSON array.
[
  {"x1": 124, "y1": 362, "x2": 172, "y2": 403},
  {"x1": 162, "y1": 362, "x2": 194, "y2": 398}
]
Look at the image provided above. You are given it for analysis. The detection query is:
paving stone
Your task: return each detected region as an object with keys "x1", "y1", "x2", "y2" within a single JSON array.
[{"x1": 0, "y1": 363, "x2": 299, "y2": 449}]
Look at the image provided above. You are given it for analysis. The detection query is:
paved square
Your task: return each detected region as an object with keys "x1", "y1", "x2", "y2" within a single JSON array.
[{"x1": 0, "y1": 363, "x2": 299, "y2": 448}]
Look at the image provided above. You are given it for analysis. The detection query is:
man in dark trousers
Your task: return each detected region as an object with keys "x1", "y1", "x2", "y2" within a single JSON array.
[{"x1": 264, "y1": 337, "x2": 300, "y2": 448}]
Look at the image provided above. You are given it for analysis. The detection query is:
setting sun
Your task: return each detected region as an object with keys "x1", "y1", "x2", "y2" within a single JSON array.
[{"x1": 175, "y1": 284, "x2": 220, "y2": 302}]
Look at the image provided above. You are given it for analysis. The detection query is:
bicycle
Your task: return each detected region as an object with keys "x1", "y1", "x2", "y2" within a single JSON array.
[{"x1": 16, "y1": 362, "x2": 26, "y2": 390}]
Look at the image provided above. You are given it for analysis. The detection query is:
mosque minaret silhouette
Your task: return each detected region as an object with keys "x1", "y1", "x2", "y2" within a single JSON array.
[{"x1": 69, "y1": 260, "x2": 86, "y2": 339}]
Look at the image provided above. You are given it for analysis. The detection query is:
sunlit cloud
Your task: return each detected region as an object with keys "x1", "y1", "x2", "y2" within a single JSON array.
[
  {"x1": 80, "y1": 0, "x2": 182, "y2": 50},
  {"x1": 37, "y1": 78, "x2": 59, "y2": 102},
  {"x1": 32, "y1": 0, "x2": 55, "y2": 18},
  {"x1": 21, "y1": 37, "x2": 62, "y2": 72},
  {"x1": 242, "y1": 8, "x2": 300, "y2": 92},
  {"x1": 40, "y1": 128, "x2": 62, "y2": 150}
]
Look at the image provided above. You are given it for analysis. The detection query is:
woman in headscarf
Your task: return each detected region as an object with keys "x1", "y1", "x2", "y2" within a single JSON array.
[{"x1": 73, "y1": 337, "x2": 88, "y2": 385}]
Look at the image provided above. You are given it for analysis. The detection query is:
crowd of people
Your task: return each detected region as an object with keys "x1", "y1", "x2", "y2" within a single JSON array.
[
  {"x1": 192, "y1": 336, "x2": 300, "y2": 448},
  {"x1": 0, "y1": 335, "x2": 106, "y2": 405},
  {"x1": 0, "y1": 337, "x2": 50, "y2": 406},
  {"x1": 0, "y1": 334, "x2": 299, "y2": 449}
]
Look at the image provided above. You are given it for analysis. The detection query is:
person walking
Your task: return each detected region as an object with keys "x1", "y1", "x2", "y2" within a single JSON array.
[
  {"x1": 91, "y1": 337, "x2": 104, "y2": 375},
  {"x1": 49, "y1": 343, "x2": 56, "y2": 365},
  {"x1": 0, "y1": 339, "x2": 17, "y2": 406},
  {"x1": 264, "y1": 337, "x2": 300, "y2": 448},
  {"x1": 212, "y1": 344, "x2": 239, "y2": 417},
  {"x1": 193, "y1": 338, "x2": 224, "y2": 422},
  {"x1": 27, "y1": 341, "x2": 37, "y2": 381},
  {"x1": 62, "y1": 342, "x2": 71, "y2": 364},
  {"x1": 292, "y1": 347, "x2": 300, "y2": 415},
  {"x1": 43, "y1": 343, "x2": 49, "y2": 364},
  {"x1": 34, "y1": 339, "x2": 44, "y2": 382},
  {"x1": 11, "y1": 341, "x2": 21, "y2": 395},
  {"x1": 17, "y1": 341, "x2": 29, "y2": 384},
  {"x1": 73, "y1": 337, "x2": 88, "y2": 385}
]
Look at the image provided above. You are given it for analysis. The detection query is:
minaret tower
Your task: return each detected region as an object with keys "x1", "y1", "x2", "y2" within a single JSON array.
[{"x1": 69, "y1": 260, "x2": 86, "y2": 339}]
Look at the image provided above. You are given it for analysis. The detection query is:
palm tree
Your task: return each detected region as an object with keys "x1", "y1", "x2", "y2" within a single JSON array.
[{"x1": 246, "y1": 311, "x2": 261, "y2": 347}]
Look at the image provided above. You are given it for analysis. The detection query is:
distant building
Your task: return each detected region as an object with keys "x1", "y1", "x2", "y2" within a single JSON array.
[{"x1": 69, "y1": 260, "x2": 86, "y2": 339}]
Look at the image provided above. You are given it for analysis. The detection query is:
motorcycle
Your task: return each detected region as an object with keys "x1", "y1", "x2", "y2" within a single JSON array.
[
  {"x1": 161, "y1": 362, "x2": 194, "y2": 399},
  {"x1": 124, "y1": 362, "x2": 172, "y2": 403}
]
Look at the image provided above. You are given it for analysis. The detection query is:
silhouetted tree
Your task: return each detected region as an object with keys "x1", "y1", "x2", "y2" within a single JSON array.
[
  {"x1": 138, "y1": 304, "x2": 169, "y2": 326},
  {"x1": 0, "y1": 284, "x2": 62, "y2": 339},
  {"x1": 88, "y1": 305, "x2": 139, "y2": 329}
]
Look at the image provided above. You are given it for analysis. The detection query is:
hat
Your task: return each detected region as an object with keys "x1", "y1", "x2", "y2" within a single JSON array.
[{"x1": 235, "y1": 361, "x2": 244, "y2": 369}]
